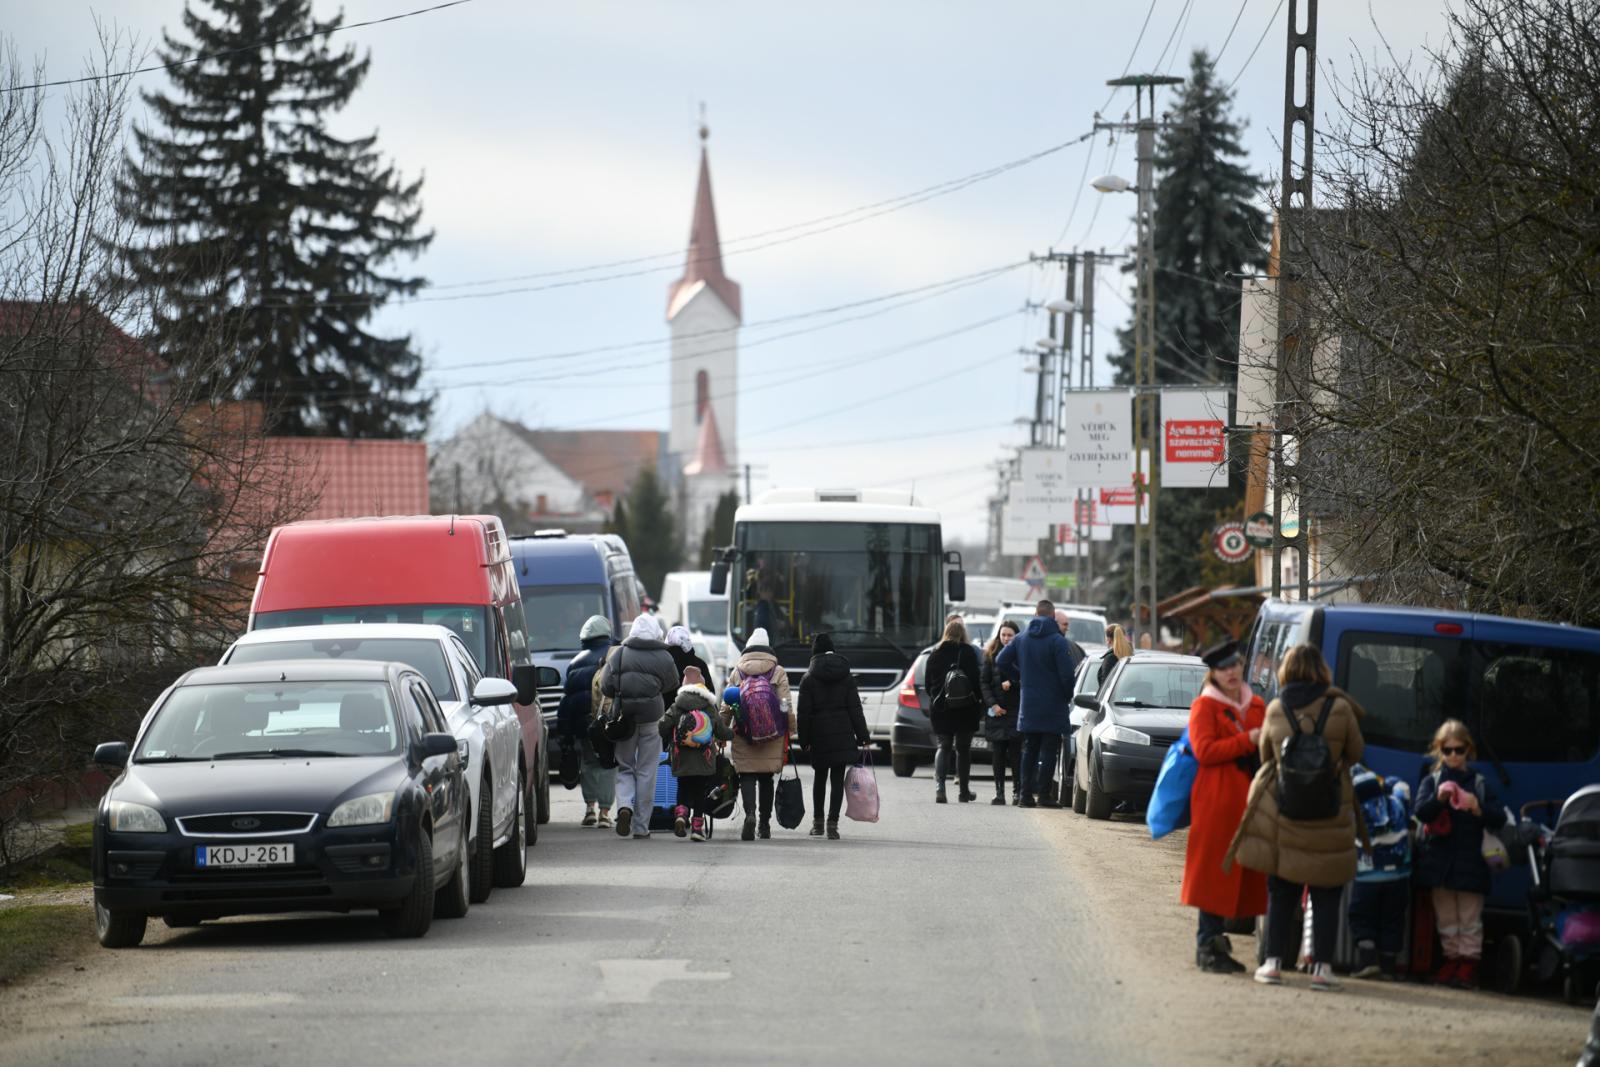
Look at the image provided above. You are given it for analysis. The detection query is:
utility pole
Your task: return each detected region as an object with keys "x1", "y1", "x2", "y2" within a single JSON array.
[
  {"x1": 744, "y1": 462, "x2": 752, "y2": 505},
  {"x1": 1271, "y1": 0, "x2": 1316, "y2": 600},
  {"x1": 1100, "y1": 74, "x2": 1182, "y2": 643},
  {"x1": 1079, "y1": 252, "x2": 1096, "y2": 603}
]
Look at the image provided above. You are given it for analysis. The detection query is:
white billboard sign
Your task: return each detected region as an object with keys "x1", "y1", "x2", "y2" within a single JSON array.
[
  {"x1": 1001, "y1": 504, "x2": 1045, "y2": 556},
  {"x1": 1097, "y1": 449, "x2": 1150, "y2": 525},
  {"x1": 1061, "y1": 389, "x2": 1134, "y2": 486},
  {"x1": 1007, "y1": 450, "x2": 1078, "y2": 522},
  {"x1": 1162, "y1": 389, "x2": 1230, "y2": 489}
]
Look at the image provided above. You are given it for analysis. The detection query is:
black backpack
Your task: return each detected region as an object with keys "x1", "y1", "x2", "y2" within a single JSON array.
[
  {"x1": 1276, "y1": 695, "x2": 1341, "y2": 820},
  {"x1": 941, "y1": 663, "x2": 978, "y2": 710}
]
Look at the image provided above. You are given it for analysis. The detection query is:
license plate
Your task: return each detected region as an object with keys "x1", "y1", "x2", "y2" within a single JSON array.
[
  {"x1": 196, "y1": 843, "x2": 294, "y2": 868},
  {"x1": 970, "y1": 736, "x2": 989, "y2": 750}
]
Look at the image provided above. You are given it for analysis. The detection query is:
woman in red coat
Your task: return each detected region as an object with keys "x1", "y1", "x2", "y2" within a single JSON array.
[{"x1": 1180, "y1": 640, "x2": 1268, "y2": 973}]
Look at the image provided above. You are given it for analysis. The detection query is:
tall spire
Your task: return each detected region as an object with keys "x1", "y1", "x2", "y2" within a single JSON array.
[
  {"x1": 683, "y1": 403, "x2": 730, "y2": 477},
  {"x1": 667, "y1": 121, "x2": 741, "y2": 322}
]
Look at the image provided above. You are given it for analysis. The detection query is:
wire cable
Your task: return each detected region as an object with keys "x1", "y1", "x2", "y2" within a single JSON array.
[
  {"x1": 1228, "y1": 0, "x2": 1288, "y2": 91},
  {"x1": 1212, "y1": 0, "x2": 1253, "y2": 66}
]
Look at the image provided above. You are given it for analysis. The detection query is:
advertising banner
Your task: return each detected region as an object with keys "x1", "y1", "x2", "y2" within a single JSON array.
[
  {"x1": 1007, "y1": 449, "x2": 1078, "y2": 522},
  {"x1": 1060, "y1": 389, "x2": 1134, "y2": 487},
  {"x1": 1162, "y1": 389, "x2": 1229, "y2": 489},
  {"x1": 1098, "y1": 449, "x2": 1151, "y2": 525},
  {"x1": 1001, "y1": 504, "x2": 1044, "y2": 556}
]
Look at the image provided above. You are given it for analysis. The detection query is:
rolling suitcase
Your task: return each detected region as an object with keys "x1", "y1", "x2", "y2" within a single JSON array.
[{"x1": 649, "y1": 751, "x2": 678, "y2": 832}]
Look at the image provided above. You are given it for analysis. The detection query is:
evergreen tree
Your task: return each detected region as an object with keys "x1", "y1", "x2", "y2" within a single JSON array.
[
  {"x1": 1103, "y1": 49, "x2": 1269, "y2": 617},
  {"x1": 611, "y1": 467, "x2": 680, "y2": 601},
  {"x1": 696, "y1": 490, "x2": 740, "y2": 568},
  {"x1": 114, "y1": 0, "x2": 432, "y2": 437}
]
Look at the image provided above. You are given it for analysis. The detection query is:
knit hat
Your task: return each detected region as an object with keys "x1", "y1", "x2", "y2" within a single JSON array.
[
  {"x1": 812, "y1": 632, "x2": 834, "y2": 656},
  {"x1": 579, "y1": 615, "x2": 612, "y2": 641},
  {"x1": 746, "y1": 627, "x2": 771, "y2": 648},
  {"x1": 682, "y1": 665, "x2": 705, "y2": 688},
  {"x1": 666, "y1": 624, "x2": 694, "y2": 652}
]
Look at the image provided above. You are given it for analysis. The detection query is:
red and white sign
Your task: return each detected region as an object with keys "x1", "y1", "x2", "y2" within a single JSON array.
[
  {"x1": 1097, "y1": 449, "x2": 1151, "y2": 524},
  {"x1": 1212, "y1": 522, "x2": 1252, "y2": 563},
  {"x1": 1162, "y1": 389, "x2": 1229, "y2": 489}
]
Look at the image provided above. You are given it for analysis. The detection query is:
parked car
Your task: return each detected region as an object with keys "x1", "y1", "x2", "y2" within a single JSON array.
[
  {"x1": 91, "y1": 660, "x2": 469, "y2": 947},
  {"x1": 1061, "y1": 651, "x2": 1109, "y2": 789},
  {"x1": 961, "y1": 613, "x2": 998, "y2": 647},
  {"x1": 221, "y1": 624, "x2": 555, "y2": 902},
  {"x1": 248, "y1": 514, "x2": 549, "y2": 825},
  {"x1": 999, "y1": 605, "x2": 1109, "y2": 652},
  {"x1": 1070, "y1": 651, "x2": 1207, "y2": 819}
]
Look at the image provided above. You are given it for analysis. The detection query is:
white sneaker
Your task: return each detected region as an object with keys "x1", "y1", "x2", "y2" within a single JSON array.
[
  {"x1": 1254, "y1": 957, "x2": 1283, "y2": 985},
  {"x1": 1310, "y1": 963, "x2": 1342, "y2": 991}
]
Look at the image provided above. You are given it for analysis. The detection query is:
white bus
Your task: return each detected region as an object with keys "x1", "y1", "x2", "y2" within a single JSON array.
[{"x1": 709, "y1": 488, "x2": 966, "y2": 748}]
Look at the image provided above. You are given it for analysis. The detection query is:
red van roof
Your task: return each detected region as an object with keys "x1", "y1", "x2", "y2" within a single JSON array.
[{"x1": 251, "y1": 515, "x2": 506, "y2": 615}]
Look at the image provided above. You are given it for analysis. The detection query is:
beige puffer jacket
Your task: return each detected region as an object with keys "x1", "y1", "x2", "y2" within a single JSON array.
[{"x1": 725, "y1": 647, "x2": 796, "y2": 774}]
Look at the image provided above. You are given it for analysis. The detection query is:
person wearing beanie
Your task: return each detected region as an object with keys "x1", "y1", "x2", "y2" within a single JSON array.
[
  {"x1": 658, "y1": 667, "x2": 734, "y2": 841},
  {"x1": 797, "y1": 632, "x2": 870, "y2": 840},
  {"x1": 599, "y1": 612, "x2": 679, "y2": 838},
  {"x1": 558, "y1": 614, "x2": 615, "y2": 827},
  {"x1": 725, "y1": 626, "x2": 796, "y2": 840},
  {"x1": 665, "y1": 624, "x2": 715, "y2": 702}
]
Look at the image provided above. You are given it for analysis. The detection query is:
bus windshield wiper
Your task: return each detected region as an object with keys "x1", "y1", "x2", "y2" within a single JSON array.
[
  {"x1": 212, "y1": 749, "x2": 351, "y2": 759},
  {"x1": 817, "y1": 630, "x2": 911, "y2": 660}
]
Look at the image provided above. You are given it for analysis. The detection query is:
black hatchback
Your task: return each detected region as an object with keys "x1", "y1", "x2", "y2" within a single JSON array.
[{"x1": 91, "y1": 660, "x2": 468, "y2": 947}]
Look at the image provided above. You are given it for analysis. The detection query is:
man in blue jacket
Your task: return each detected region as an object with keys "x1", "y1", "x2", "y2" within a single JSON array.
[{"x1": 996, "y1": 600, "x2": 1082, "y2": 807}]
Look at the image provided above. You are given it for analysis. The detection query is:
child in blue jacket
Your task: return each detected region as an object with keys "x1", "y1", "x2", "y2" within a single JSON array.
[{"x1": 1348, "y1": 763, "x2": 1413, "y2": 980}]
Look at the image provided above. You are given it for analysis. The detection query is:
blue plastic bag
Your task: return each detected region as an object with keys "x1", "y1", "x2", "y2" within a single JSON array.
[{"x1": 1146, "y1": 727, "x2": 1197, "y2": 840}]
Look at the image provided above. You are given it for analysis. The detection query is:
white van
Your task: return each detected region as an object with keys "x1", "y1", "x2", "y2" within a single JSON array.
[{"x1": 659, "y1": 571, "x2": 729, "y2": 679}]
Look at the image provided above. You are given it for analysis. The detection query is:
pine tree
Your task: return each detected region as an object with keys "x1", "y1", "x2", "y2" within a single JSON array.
[
  {"x1": 114, "y1": 0, "x2": 432, "y2": 437},
  {"x1": 614, "y1": 467, "x2": 681, "y2": 601},
  {"x1": 1103, "y1": 49, "x2": 1269, "y2": 617},
  {"x1": 697, "y1": 490, "x2": 740, "y2": 568}
]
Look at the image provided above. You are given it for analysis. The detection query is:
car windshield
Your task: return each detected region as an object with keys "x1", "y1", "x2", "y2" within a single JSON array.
[
  {"x1": 136, "y1": 681, "x2": 400, "y2": 760},
  {"x1": 688, "y1": 600, "x2": 726, "y2": 634},
  {"x1": 255, "y1": 605, "x2": 488, "y2": 678},
  {"x1": 1110, "y1": 663, "x2": 1207, "y2": 709},
  {"x1": 520, "y1": 583, "x2": 610, "y2": 652},
  {"x1": 229, "y1": 638, "x2": 455, "y2": 702},
  {"x1": 1064, "y1": 616, "x2": 1106, "y2": 646}
]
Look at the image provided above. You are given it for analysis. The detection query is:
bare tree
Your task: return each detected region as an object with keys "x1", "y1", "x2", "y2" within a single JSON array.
[
  {"x1": 1268, "y1": 0, "x2": 1600, "y2": 625},
  {"x1": 0, "y1": 35, "x2": 310, "y2": 859}
]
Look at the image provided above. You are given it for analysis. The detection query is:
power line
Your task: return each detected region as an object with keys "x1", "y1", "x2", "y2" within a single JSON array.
[
  {"x1": 2, "y1": 0, "x2": 476, "y2": 94},
  {"x1": 1099, "y1": 0, "x2": 1164, "y2": 112},
  {"x1": 1153, "y1": 0, "x2": 1198, "y2": 73},
  {"x1": 1228, "y1": 0, "x2": 1289, "y2": 91},
  {"x1": 1212, "y1": 0, "x2": 1253, "y2": 66}
]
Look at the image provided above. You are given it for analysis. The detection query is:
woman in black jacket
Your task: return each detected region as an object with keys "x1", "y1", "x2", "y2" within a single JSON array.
[
  {"x1": 979, "y1": 620, "x2": 1021, "y2": 805},
  {"x1": 797, "y1": 633, "x2": 870, "y2": 840},
  {"x1": 665, "y1": 625, "x2": 714, "y2": 702},
  {"x1": 925, "y1": 618, "x2": 983, "y2": 804}
]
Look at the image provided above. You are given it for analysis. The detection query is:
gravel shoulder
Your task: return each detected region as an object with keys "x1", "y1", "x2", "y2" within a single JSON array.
[{"x1": 1038, "y1": 806, "x2": 1587, "y2": 1066}]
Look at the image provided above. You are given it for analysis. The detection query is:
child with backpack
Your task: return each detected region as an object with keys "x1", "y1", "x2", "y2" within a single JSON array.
[
  {"x1": 1348, "y1": 763, "x2": 1413, "y2": 980},
  {"x1": 1413, "y1": 718, "x2": 1507, "y2": 989},
  {"x1": 657, "y1": 666, "x2": 733, "y2": 841},
  {"x1": 724, "y1": 628, "x2": 796, "y2": 840},
  {"x1": 1225, "y1": 643, "x2": 1365, "y2": 991}
]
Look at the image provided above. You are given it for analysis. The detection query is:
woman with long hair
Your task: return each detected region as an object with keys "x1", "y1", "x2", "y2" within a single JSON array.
[
  {"x1": 979, "y1": 621, "x2": 1022, "y2": 805},
  {"x1": 1097, "y1": 624, "x2": 1134, "y2": 686},
  {"x1": 925, "y1": 618, "x2": 983, "y2": 804}
]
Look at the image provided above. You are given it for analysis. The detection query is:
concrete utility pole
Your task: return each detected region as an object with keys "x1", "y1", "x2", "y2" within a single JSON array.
[
  {"x1": 1099, "y1": 74, "x2": 1181, "y2": 643},
  {"x1": 1271, "y1": 0, "x2": 1316, "y2": 600}
]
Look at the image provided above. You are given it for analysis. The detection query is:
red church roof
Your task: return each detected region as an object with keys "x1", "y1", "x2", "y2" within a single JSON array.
[
  {"x1": 683, "y1": 405, "x2": 729, "y2": 477},
  {"x1": 667, "y1": 137, "x2": 742, "y2": 322}
]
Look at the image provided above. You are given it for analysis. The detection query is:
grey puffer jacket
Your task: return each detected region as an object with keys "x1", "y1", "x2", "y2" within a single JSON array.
[{"x1": 599, "y1": 637, "x2": 679, "y2": 725}]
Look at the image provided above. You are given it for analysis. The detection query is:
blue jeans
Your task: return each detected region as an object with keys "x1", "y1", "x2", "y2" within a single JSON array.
[
  {"x1": 1349, "y1": 878, "x2": 1409, "y2": 957},
  {"x1": 1196, "y1": 910, "x2": 1226, "y2": 949},
  {"x1": 1021, "y1": 732, "x2": 1061, "y2": 798}
]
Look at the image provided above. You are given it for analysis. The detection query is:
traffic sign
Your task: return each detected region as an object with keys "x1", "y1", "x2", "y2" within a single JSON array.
[
  {"x1": 1046, "y1": 573, "x2": 1078, "y2": 589},
  {"x1": 1021, "y1": 556, "x2": 1047, "y2": 583},
  {"x1": 1213, "y1": 522, "x2": 1252, "y2": 563},
  {"x1": 1244, "y1": 512, "x2": 1274, "y2": 548}
]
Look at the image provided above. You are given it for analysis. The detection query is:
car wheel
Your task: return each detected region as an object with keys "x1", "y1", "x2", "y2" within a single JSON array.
[
  {"x1": 525, "y1": 770, "x2": 540, "y2": 848},
  {"x1": 434, "y1": 811, "x2": 471, "y2": 920},
  {"x1": 1071, "y1": 775, "x2": 1087, "y2": 814},
  {"x1": 492, "y1": 766, "x2": 529, "y2": 887},
  {"x1": 94, "y1": 894, "x2": 146, "y2": 948},
  {"x1": 468, "y1": 776, "x2": 495, "y2": 904},
  {"x1": 891, "y1": 752, "x2": 917, "y2": 778},
  {"x1": 1084, "y1": 757, "x2": 1112, "y2": 820},
  {"x1": 382, "y1": 830, "x2": 435, "y2": 938},
  {"x1": 535, "y1": 745, "x2": 551, "y2": 826}
]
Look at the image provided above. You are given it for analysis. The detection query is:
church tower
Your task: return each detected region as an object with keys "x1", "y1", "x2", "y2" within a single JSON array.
[{"x1": 668, "y1": 123, "x2": 740, "y2": 553}]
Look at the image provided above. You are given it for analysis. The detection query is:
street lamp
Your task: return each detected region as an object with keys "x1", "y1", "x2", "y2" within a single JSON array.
[
  {"x1": 1091, "y1": 173, "x2": 1134, "y2": 194},
  {"x1": 1045, "y1": 298, "x2": 1078, "y2": 316},
  {"x1": 1035, "y1": 337, "x2": 1061, "y2": 352}
]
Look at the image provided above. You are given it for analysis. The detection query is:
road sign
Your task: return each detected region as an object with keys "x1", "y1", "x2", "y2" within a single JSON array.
[
  {"x1": 1244, "y1": 511, "x2": 1274, "y2": 548},
  {"x1": 1046, "y1": 573, "x2": 1078, "y2": 589},
  {"x1": 1022, "y1": 556, "x2": 1047, "y2": 583},
  {"x1": 1213, "y1": 522, "x2": 1251, "y2": 563}
]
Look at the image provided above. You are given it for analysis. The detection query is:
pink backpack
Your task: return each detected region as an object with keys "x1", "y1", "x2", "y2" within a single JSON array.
[{"x1": 737, "y1": 670, "x2": 786, "y2": 743}]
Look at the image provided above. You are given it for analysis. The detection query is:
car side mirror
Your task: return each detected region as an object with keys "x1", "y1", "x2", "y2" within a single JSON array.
[
  {"x1": 709, "y1": 560, "x2": 729, "y2": 596},
  {"x1": 510, "y1": 664, "x2": 539, "y2": 705},
  {"x1": 419, "y1": 732, "x2": 457, "y2": 759},
  {"x1": 535, "y1": 665, "x2": 561, "y2": 689},
  {"x1": 94, "y1": 741, "x2": 130, "y2": 769},
  {"x1": 471, "y1": 677, "x2": 518, "y2": 707},
  {"x1": 1073, "y1": 694, "x2": 1098, "y2": 710}
]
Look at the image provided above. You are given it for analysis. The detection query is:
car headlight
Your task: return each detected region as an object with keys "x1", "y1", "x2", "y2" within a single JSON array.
[
  {"x1": 1104, "y1": 724, "x2": 1152, "y2": 747},
  {"x1": 107, "y1": 800, "x2": 167, "y2": 833},
  {"x1": 328, "y1": 793, "x2": 396, "y2": 827}
]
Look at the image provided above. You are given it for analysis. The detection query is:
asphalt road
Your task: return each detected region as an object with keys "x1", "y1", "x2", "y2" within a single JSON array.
[{"x1": 0, "y1": 764, "x2": 1153, "y2": 1067}]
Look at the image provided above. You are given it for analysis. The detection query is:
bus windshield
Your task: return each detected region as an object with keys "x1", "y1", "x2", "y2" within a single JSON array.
[{"x1": 732, "y1": 521, "x2": 940, "y2": 658}]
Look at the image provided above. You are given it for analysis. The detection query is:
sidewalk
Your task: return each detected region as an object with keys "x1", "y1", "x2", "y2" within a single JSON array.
[{"x1": 1041, "y1": 806, "x2": 1586, "y2": 1066}]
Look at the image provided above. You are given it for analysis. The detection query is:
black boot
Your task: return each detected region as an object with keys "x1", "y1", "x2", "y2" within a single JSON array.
[
  {"x1": 741, "y1": 815, "x2": 756, "y2": 842},
  {"x1": 826, "y1": 819, "x2": 840, "y2": 841},
  {"x1": 1353, "y1": 941, "x2": 1379, "y2": 979},
  {"x1": 991, "y1": 792, "x2": 1007, "y2": 805},
  {"x1": 757, "y1": 818, "x2": 771, "y2": 840},
  {"x1": 1196, "y1": 937, "x2": 1246, "y2": 974},
  {"x1": 935, "y1": 784, "x2": 948, "y2": 804},
  {"x1": 808, "y1": 818, "x2": 824, "y2": 837}
]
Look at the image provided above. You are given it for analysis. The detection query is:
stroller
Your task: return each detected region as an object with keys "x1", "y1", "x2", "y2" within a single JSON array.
[{"x1": 1507, "y1": 785, "x2": 1600, "y2": 1002}]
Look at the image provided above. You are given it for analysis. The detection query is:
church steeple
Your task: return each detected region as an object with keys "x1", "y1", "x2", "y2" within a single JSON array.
[{"x1": 667, "y1": 123, "x2": 741, "y2": 322}]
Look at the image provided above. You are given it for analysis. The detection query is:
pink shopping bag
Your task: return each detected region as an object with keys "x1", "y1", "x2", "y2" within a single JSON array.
[{"x1": 844, "y1": 752, "x2": 879, "y2": 823}]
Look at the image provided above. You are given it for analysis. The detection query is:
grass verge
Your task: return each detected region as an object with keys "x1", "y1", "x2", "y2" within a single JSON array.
[{"x1": 0, "y1": 904, "x2": 94, "y2": 986}]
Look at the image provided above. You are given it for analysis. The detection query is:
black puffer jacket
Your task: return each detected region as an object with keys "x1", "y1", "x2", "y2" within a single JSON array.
[
  {"x1": 600, "y1": 637, "x2": 679, "y2": 725},
  {"x1": 926, "y1": 640, "x2": 982, "y2": 735},
  {"x1": 979, "y1": 651, "x2": 1020, "y2": 741},
  {"x1": 557, "y1": 634, "x2": 612, "y2": 737},
  {"x1": 797, "y1": 651, "x2": 870, "y2": 770},
  {"x1": 666, "y1": 644, "x2": 714, "y2": 706}
]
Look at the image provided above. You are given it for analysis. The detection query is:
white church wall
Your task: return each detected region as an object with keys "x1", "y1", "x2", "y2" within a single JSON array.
[{"x1": 668, "y1": 284, "x2": 740, "y2": 472}]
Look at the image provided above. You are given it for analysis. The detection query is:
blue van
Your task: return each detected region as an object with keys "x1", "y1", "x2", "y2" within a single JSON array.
[
  {"x1": 509, "y1": 532, "x2": 642, "y2": 751},
  {"x1": 1244, "y1": 599, "x2": 1600, "y2": 912}
]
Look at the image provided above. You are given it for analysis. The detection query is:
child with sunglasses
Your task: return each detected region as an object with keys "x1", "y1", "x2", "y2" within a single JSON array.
[{"x1": 1413, "y1": 719, "x2": 1508, "y2": 989}]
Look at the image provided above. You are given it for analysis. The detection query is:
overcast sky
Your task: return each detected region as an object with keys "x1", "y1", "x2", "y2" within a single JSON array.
[{"x1": 12, "y1": 0, "x2": 1455, "y2": 547}]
